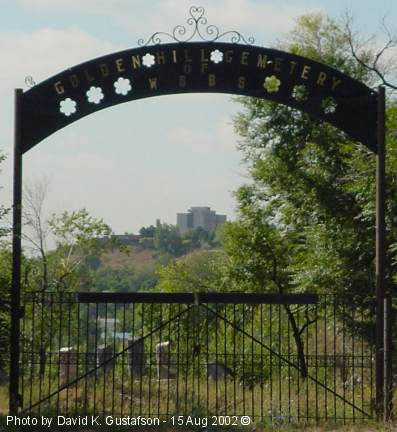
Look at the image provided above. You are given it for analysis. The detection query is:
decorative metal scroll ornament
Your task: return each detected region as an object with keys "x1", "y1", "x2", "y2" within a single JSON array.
[
  {"x1": 138, "y1": 6, "x2": 255, "y2": 46},
  {"x1": 24, "y1": 76, "x2": 36, "y2": 88}
]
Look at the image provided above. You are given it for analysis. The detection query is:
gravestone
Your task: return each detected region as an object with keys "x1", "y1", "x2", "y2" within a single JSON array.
[
  {"x1": 206, "y1": 362, "x2": 226, "y2": 380},
  {"x1": 206, "y1": 362, "x2": 233, "y2": 380},
  {"x1": 59, "y1": 347, "x2": 77, "y2": 385},
  {"x1": 127, "y1": 337, "x2": 145, "y2": 377},
  {"x1": 97, "y1": 344, "x2": 114, "y2": 373},
  {"x1": 156, "y1": 341, "x2": 176, "y2": 380}
]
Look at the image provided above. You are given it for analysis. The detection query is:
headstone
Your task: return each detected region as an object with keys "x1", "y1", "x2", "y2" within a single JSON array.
[
  {"x1": 59, "y1": 347, "x2": 77, "y2": 385},
  {"x1": 97, "y1": 344, "x2": 114, "y2": 373},
  {"x1": 127, "y1": 337, "x2": 145, "y2": 377},
  {"x1": 206, "y1": 363, "x2": 226, "y2": 380},
  {"x1": 156, "y1": 341, "x2": 176, "y2": 380}
]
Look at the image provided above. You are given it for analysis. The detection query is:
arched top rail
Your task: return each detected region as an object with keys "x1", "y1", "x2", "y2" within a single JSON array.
[{"x1": 20, "y1": 41, "x2": 377, "y2": 153}]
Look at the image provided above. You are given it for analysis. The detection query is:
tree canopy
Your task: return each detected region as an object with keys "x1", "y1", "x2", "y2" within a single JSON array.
[{"x1": 223, "y1": 13, "x2": 397, "y2": 306}]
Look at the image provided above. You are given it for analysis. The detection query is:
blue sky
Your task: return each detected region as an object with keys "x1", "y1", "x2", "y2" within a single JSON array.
[{"x1": 0, "y1": 0, "x2": 396, "y2": 235}]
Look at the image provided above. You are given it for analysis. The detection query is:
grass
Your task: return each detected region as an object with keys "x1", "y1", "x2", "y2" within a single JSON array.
[
  {"x1": 0, "y1": 386, "x2": 7, "y2": 416},
  {"x1": 0, "y1": 381, "x2": 395, "y2": 432},
  {"x1": 101, "y1": 246, "x2": 157, "y2": 270},
  {"x1": 7, "y1": 370, "x2": 374, "y2": 418}
]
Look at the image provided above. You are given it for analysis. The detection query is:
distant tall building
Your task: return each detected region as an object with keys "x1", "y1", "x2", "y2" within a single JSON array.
[{"x1": 177, "y1": 207, "x2": 227, "y2": 234}]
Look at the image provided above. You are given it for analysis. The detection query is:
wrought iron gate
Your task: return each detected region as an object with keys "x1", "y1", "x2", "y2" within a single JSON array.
[{"x1": 20, "y1": 291, "x2": 377, "y2": 424}]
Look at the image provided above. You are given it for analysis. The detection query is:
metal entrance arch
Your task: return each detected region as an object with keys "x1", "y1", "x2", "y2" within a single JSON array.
[{"x1": 10, "y1": 6, "x2": 388, "y2": 418}]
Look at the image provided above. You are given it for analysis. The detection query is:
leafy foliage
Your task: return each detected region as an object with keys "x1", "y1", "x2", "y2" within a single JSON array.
[
  {"x1": 0, "y1": 152, "x2": 10, "y2": 240},
  {"x1": 156, "y1": 250, "x2": 228, "y2": 293},
  {"x1": 153, "y1": 220, "x2": 184, "y2": 256},
  {"x1": 0, "y1": 249, "x2": 11, "y2": 380},
  {"x1": 0, "y1": 154, "x2": 11, "y2": 380},
  {"x1": 218, "y1": 14, "x2": 397, "y2": 351},
  {"x1": 24, "y1": 204, "x2": 115, "y2": 292},
  {"x1": 92, "y1": 266, "x2": 158, "y2": 293},
  {"x1": 138, "y1": 221, "x2": 220, "y2": 259},
  {"x1": 139, "y1": 225, "x2": 156, "y2": 237},
  {"x1": 229, "y1": 13, "x2": 397, "y2": 307}
]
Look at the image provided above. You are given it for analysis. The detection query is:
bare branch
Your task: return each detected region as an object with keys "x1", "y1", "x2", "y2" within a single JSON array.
[
  {"x1": 343, "y1": 11, "x2": 397, "y2": 91},
  {"x1": 23, "y1": 178, "x2": 51, "y2": 291}
]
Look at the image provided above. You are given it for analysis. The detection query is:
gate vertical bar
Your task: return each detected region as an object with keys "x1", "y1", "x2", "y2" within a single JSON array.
[
  {"x1": 375, "y1": 85, "x2": 386, "y2": 417},
  {"x1": 9, "y1": 88, "x2": 23, "y2": 414},
  {"x1": 383, "y1": 296, "x2": 392, "y2": 421}
]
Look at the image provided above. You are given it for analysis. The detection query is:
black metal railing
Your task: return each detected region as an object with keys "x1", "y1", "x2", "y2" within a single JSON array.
[{"x1": 20, "y1": 292, "x2": 377, "y2": 424}]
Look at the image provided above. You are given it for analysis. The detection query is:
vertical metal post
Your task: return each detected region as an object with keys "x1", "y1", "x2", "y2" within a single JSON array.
[
  {"x1": 9, "y1": 88, "x2": 23, "y2": 414},
  {"x1": 375, "y1": 85, "x2": 386, "y2": 417},
  {"x1": 383, "y1": 296, "x2": 392, "y2": 421}
]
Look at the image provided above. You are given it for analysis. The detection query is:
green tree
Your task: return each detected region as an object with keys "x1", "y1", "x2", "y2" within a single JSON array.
[
  {"x1": 221, "y1": 215, "x2": 314, "y2": 377},
  {"x1": 0, "y1": 154, "x2": 9, "y2": 239},
  {"x1": 0, "y1": 249, "x2": 11, "y2": 381},
  {"x1": 23, "y1": 182, "x2": 115, "y2": 293},
  {"x1": 47, "y1": 209, "x2": 113, "y2": 291},
  {"x1": 153, "y1": 220, "x2": 183, "y2": 257},
  {"x1": 139, "y1": 225, "x2": 156, "y2": 237},
  {"x1": 92, "y1": 266, "x2": 158, "y2": 292},
  {"x1": 156, "y1": 250, "x2": 228, "y2": 293},
  {"x1": 0, "y1": 153, "x2": 11, "y2": 381},
  {"x1": 16, "y1": 208, "x2": 115, "y2": 378},
  {"x1": 182, "y1": 226, "x2": 214, "y2": 250},
  {"x1": 231, "y1": 13, "x2": 397, "y2": 307},
  {"x1": 220, "y1": 13, "x2": 397, "y2": 372}
]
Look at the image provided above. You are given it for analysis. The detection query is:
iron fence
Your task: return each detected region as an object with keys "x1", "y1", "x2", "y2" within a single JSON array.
[{"x1": 19, "y1": 291, "x2": 378, "y2": 424}]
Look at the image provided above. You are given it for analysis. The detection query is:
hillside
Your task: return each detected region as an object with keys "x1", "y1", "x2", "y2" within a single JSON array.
[
  {"x1": 92, "y1": 245, "x2": 224, "y2": 293},
  {"x1": 100, "y1": 245, "x2": 158, "y2": 270}
]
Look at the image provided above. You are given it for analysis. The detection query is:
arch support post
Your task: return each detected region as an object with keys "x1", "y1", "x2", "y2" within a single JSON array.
[
  {"x1": 9, "y1": 88, "x2": 23, "y2": 414},
  {"x1": 375, "y1": 85, "x2": 386, "y2": 418}
]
